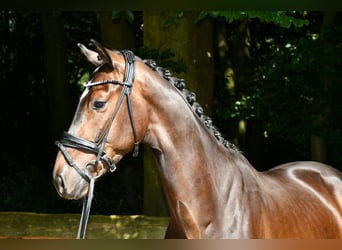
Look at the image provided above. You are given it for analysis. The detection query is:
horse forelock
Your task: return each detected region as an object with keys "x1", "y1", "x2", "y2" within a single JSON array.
[{"x1": 142, "y1": 58, "x2": 238, "y2": 152}]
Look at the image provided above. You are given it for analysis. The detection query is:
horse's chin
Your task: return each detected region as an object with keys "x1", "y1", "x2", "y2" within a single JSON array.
[
  {"x1": 68, "y1": 188, "x2": 88, "y2": 200},
  {"x1": 54, "y1": 175, "x2": 89, "y2": 200},
  {"x1": 59, "y1": 187, "x2": 89, "y2": 201}
]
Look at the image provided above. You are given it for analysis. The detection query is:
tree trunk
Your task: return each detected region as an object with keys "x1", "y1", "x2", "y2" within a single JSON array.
[
  {"x1": 143, "y1": 11, "x2": 214, "y2": 113},
  {"x1": 214, "y1": 18, "x2": 252, "y2": 148},
  {"x1": 97, "y1": 11, "x2": 137, "y2": 50},
  {"x1": 194, "y1": 15, "x2": 215, "y2": 113},
  {"x1": 141, "y1": 11, "x2": 169, "y2": 217},
  {"x1": 142, "y1": 11, "x2": 214, "y2": 216},
  {"x1": 142, "y1": 147, "x2": 169, "y2": 216},
  {"x1": 213, "y1": 17, "x2": 238, "y2": 145},
  {"x1": 310, "y1": 11, "x2": 336, "y2": 163},
  {"x1": 42, "y1": 12, "x2": 72, "y2": 145}
]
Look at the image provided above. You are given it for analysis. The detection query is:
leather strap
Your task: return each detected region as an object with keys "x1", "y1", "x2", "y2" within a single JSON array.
[{"x1": 55, "y1": 49, "x2": 138, "y2": 240}]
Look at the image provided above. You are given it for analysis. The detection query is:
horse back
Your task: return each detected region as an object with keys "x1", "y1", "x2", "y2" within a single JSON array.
[{"x1": 254, "y1": 161, "x2": 342, "y2": 238}]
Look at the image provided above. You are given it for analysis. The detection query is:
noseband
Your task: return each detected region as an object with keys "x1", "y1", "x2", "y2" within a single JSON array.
[
  {"x1": 55, "y1": 49, "x2": 139, "y2": 239},
  {"x1": 56, "y1": 49, "x2": 139, "y2": 181}
]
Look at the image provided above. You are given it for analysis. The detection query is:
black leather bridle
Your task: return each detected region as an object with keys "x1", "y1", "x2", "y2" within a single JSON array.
[{"x1": 55, "y1": 49, "x2": 139, "y2": 239}]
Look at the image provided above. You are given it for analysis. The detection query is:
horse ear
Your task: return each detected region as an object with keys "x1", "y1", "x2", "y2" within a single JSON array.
[
  {"x1": 77, "y1": 43, "x2": 103, "y2": 66},
  {"x1": 90, "y1": 39, "x2": 113, "y2": 68}
]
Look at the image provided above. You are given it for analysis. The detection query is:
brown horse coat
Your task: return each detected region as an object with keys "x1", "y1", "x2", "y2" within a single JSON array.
[{"x1": 53, "y1": 42, "x2": 342, "y2": 238}]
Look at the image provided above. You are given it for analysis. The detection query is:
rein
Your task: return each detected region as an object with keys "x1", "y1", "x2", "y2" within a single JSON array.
[{"x1": 55, "y1": 49, "x2": 139, "y2": 239}]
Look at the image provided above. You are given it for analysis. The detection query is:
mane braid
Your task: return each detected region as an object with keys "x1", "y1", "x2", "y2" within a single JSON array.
[{"x1": 143, "y1": 59, "x2": 238, "y2": 152}]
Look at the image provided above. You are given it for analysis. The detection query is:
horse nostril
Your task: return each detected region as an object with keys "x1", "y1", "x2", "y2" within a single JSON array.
[{"x1": 55, "y1": 175, "x2": 66, "y2": 194}]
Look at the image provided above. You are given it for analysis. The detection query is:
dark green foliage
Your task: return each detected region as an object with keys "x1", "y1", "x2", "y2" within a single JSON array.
[
  {"x1": 212, "y1": 12, "x2": 341, "y2": 168},
  {"x1": 198, "y1": 11, "x2": 310, "y2": 28},
  {"x1": 136, "y1": 47, "x2": 187, "y2": 74},
  {"x1": 112, "y1": 11, "x2": 135, "y2": 24}
]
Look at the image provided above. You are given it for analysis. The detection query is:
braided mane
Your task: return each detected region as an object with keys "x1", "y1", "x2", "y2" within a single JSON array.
[{"x1": 143, "y1": 59, "x2": 238, "y2": 152}]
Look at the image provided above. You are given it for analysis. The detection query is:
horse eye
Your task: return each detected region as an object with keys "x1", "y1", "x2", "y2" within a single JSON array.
[{"x1": 92, "y1": 100, "x2": 106, "y2": 110}]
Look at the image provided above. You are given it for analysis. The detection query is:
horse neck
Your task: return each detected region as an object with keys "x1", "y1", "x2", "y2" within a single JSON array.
[{"x1": 140, "y1": 71, "x2": 258, "y2": 230}]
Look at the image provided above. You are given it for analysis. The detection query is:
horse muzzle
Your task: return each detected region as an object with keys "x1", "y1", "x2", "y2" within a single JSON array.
[
  {"x1": 54, "y1": 170, "x2": 89, "y2": 200},
  {"x1": 53, "y1": 149, "x2": 108, "y2": 200}
]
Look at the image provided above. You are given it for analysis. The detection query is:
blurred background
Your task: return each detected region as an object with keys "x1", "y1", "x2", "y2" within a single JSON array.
[{"x1": 0, "y1": 11, "x2": 341, "y2": 217}]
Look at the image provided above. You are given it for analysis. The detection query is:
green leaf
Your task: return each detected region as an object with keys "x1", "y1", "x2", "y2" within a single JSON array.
[
  {"x1": 195, "y1": 11, "x2": 208, "y2": 23},
  {"x1": 125, "y1": 11, "x2": 134, "y2": 24},
  {"x1": 112, "y1": 11, "x2": 122, "y2": 21},
  {"x1": 292, "y1": 18, "x2": 309, "y2": 27},
  {"x1": 162, "y1": 15, "x2": 176, "y2": 27},
  {"x1": 279, "y1": 17, "x2": 292, "y2": 28}
]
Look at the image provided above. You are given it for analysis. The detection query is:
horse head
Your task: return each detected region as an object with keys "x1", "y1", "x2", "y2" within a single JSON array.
[{"x1": 53, "y1": 40, "x2": 148, "y2": 200}]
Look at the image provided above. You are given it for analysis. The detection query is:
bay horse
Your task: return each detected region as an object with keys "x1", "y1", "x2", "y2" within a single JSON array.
[{"x1": 53, "y1": 40, "x2": 342, "y2": 239}]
